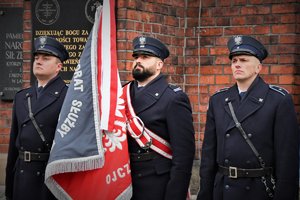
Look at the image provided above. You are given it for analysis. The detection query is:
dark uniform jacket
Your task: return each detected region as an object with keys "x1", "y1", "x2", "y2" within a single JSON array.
[
  {"x1": 197, "y1": 76, "x2": 299, "y2": 200},
  {"x1": 127, "y1": 74, "x2": 195, "y2": 200},
  {"x1": 5, "y1": 76, "x2": 67, "y2": 200}
]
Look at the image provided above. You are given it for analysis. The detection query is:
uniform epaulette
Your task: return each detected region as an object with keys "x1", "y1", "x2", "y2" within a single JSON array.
[
  {"x1": 269, "y1": 85, "x2": 288, "y2": 96},
  {"x1": 213, "y1": 87, "x2": 229, "y2": 96},
  {"x1": 168, "y1": 84, "x2": 182, "y2": 93}
]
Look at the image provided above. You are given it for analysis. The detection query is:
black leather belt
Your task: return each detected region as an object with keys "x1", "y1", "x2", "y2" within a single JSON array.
[
  {"x1": 19, "y1": 150, "x2": 49, "y2": 162},
  {"x1": 218, "y1": 165, "x2": 272, "y2": 178},
  {"x1": 130, "y1": 151, "x2": 157, "y2": 162}
]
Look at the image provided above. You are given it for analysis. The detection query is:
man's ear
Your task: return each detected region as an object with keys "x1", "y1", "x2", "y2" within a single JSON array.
[
  {"x1": 156, "y1": 59, "x2": 164, "y2": 70},
  {"x1": 56, "y1": 62, "x2": 63, "y2": 73},
  {"x1": 256, "y1": 63, "x2": 262, "y2": 74}
]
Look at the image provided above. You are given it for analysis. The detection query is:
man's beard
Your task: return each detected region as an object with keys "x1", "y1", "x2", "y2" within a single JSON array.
[{"x1": 132, "y1": 63, "x2": 154, "y2": 82}]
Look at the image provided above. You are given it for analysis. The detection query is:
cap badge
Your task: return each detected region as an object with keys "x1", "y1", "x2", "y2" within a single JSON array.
[
  {"x1": 234, "y1": 36, "x2": 242, "y2": 45},
  {"x1": 139, "y1": 36, "x2": 146, "y2": 48},
  {"x1": 39, "y1": 36, "x2": 47, "y2": 48}
]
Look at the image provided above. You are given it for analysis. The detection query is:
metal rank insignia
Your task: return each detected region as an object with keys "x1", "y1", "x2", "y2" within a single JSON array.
[
  {"x1": 234, "y1": 35, "x2": 242, "y2": 45},
  {"x1": 39, "y1": 36, "x2": 47, "y2": 48},
  {"x1": 139, "y1": 36, "x2": 146, "y2": 48}
]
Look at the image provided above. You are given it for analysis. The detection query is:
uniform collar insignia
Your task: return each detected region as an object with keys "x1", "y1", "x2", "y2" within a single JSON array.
[
  {"x1": 139, "y1": 36, "x2": 146, "y2": 48},
  {"x1": 40, "y1": 36, "x2": 47, "y2": 48},
  {"x1": 234, "y1": 35, "x2": 242, "y2": 45}
]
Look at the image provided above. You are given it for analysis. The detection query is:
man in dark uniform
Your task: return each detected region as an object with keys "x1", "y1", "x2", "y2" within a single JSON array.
[
  {"x1": 197, "y1": 35, "x2": 299, "y2": 200},
  {"x1": 5, "y1": 36, "x2": 69, "y2": 200},
  {"x1": 124, "y1": 36, "x2": 195, "y2": 200}
]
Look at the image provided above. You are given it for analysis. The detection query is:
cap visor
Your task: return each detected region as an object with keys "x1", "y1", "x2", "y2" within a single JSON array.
[
  {"x1": 35, "y1": 49, "x2": 56, "y2": 56},
  {"x1": 132, "y1": 49, "x2": 158, "y2": 57},
  {"x1": 34, "y1": 50, "x2": 63, "y2": 61},
  {"x1": 229, "y1": 50, "x2": 257, "y2": 59}
]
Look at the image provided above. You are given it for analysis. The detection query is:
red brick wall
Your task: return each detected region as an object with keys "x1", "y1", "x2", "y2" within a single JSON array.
[{"x1": 0, "y1": 0, "x2": 299, "y2": 160}]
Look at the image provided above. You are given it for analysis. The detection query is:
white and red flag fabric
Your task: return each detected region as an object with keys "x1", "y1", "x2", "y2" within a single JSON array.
[{"x1": 45, "y1": 1, "x2": 132, "y2": 199}]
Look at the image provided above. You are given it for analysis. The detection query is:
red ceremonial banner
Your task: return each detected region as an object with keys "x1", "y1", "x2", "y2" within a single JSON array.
[{"x1": 45, "y1": 1, "x2": 132, "y2": 199}]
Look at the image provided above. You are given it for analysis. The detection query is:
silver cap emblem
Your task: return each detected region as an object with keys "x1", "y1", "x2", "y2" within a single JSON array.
[
  {"x1": 39, "y1": 36, "x2": 47, "y2": 48},
  {"x1": 139, "y1": 36, "x2": 146, "y2": 48},
  {"x1": 234, "y1": 36, "x2": 242, "y2": 45}
]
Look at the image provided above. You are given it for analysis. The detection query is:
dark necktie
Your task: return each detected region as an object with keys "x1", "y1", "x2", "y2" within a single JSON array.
[
  {"x1": 37, "y1": 86, "x2": 43, "y2": 98},
  {"x1": 239, "y1": 92, "x2": 246, "y2": 100}
]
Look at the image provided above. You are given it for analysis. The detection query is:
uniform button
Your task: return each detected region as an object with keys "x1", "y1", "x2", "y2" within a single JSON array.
[
  {"x1": 20, "y1": 146, "x2": 24, "y2": 150},
  {"x1": 225, "y1": 185, "x2": 230, "y2": 189},
  {"x1": 248, "y1": 133, "x2": 252, "y2": 138},
  {"x1": 37, "y1": 171, "x2": 41, "y2": 176},
  {"x1": 39, "y1": 124, "x2": 43, "y2": 127},
  {"x1": 138, "y1": 173, "x2": 142, "y2": 177},
  {"x1": 22, "y1": 124, "x2": 26, "y2": 127},
  {"x1": 20, "y1": 170, "x2": 24, "y2": 173},
  {"x1": 246, "y1": 160, "x2": 251, "y2": 164},
  {"x1": 38, "y1": 148, "x2": 42, "y2": 152},
  {"x1": 137, "y1": 150, "x2": 141, "y2": 153},
  {"x1": 226, "y1": 133, "x2": 230, "y2": 138},
  {"x1": 224, "y1": 159, "x2": 229, "y2": 164},
  {"x1": 245, "y1": 186, "x2": 250, "y2": 190}
]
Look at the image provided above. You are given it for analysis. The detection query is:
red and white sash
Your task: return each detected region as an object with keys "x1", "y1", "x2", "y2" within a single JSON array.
[{"x1": 123, "y1": 83, "x2": 172, "y2": 159}]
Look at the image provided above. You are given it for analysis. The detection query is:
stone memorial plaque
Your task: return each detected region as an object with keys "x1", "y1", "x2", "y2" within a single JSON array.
[
  {"x1": 0, "y1": 7, "x2": 23, "y2": 101},
  {"x1": 31, "y1": 0, "x2": 102, "y2": 85}
]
